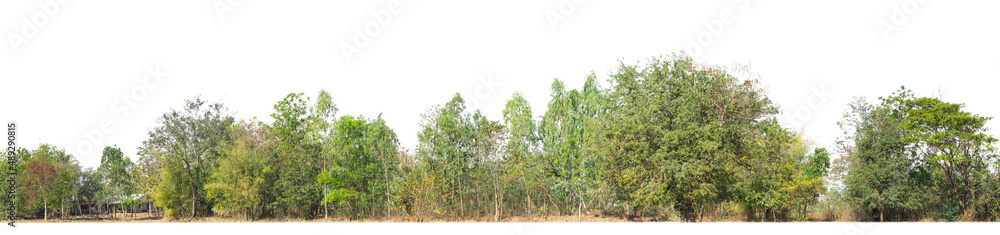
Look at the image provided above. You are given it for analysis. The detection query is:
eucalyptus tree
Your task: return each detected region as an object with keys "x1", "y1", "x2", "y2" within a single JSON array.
[
  {"x1": 502, "y1": 92, "x2": 543, "y2": 216},
  {"x1": 470, "y1": 111, "x2": 506, "y2": 221},
  {"x1": 362, "y1": 115, "x2": 400, "y2": 218},
  {"x1": 319, "y1": 113, "x2": 401, "y2": 217},
  {"x1": 320, "y1": 115, "x2": 369, "y2": 218},
  {"x1": 97, "y1": 146, "x2": 135, "y2": 218},
  {"x1": 538, "y1": 74, "x2": 602, "y2": 216},
  {"x1": 416, "y1": 93, "x2": 477, "y2": 216},
  {"x1": 135, "y1": 147, "x2": 163, "y2": 216},
  {"x1": 269, "y1": 92, "x2": 333, "y2": 218}
]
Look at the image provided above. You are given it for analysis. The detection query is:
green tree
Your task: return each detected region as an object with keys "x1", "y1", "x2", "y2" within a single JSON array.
[
  {"x1": 592, "y1": 54, "x2": 781, "y2": 221},
  {"x1": 840, "y1": 93, "x2": 929, "y2": 221},
  {"x1": 0, "y1": 147, "x2": 30, "y2": 219},
  {"x1": 539, "y1": 74, "x2": 602, "y2": 217},
  {"x1": 894, "y1": 88, "x2": 998, "y2": 219},
  {"x1": 140, "y1": 97, "x2": 234, "y2": 218},
  {"x1": 805, "y1": 148, "x2": 831, "y2": 178},
  {"x1": 269, "y1": 92, "x2": 339, "y2": 218},
  {"x1": 315, "y1": 114, "x2": 400, "y2": 219},
  {"x1": 363, "y1": 115, "x2": 401, "y2": 219},
  {"x1": 135, "y1": 147, "x2": 163, "y2": 217},
  {"x1": 416, "y1": 93, "x2": 477, "y2": 217},
  {"x1": 471, "y1": 111, "x2": 506, "y2": 221},
  {"x1": 75, "y1": 168, "x2": 101, "y2": 217},
  {"x1": 320, "y1": 115, "x2": 370, "y2": 218},
  {"x1": 23, "y1": 144, "x2": 78, "y2": 220},
  {"x1": 207, "y1": 121, "x2": 276, "y2": 220},
  {"x1": 96, "y1": 146, "x2": 135, "y2": 219},
  {"x1": 734, "y1": 121, "x2": 802, "y2": 221},
  {"x1": 502, "y1": 92, "x2": 545, "y2": 216}
]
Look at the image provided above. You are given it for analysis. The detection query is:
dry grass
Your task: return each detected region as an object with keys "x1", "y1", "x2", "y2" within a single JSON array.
[
  {"x1": 12, "y1": 210, "x2": 910, "y2": 223},
  {"x1": 16, "y1": 215, "x2": 645, "y2": 223},
  {"x1": 19, "y1": 213, "x2": 165, "y2": 223}
]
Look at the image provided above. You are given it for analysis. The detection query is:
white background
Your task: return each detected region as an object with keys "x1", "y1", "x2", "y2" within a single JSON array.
[
  {"x1": 1, "y1": 1, "x2": 999, "y2": 232},
  {"x1": 4, "y1": 0, "x2": 999, "y2": 169}
]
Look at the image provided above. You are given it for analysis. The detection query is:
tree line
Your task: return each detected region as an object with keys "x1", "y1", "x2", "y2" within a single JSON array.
[{"x1": 3, "y1": 54, "x2": 998, "y2": 222}]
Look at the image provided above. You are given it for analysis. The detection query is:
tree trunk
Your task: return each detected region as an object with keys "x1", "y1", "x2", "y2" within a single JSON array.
[
  {"x1": 459, "y1": 177, "x2": 465, "y2": 217},
  {"x1": 323, "y1": 187, "x2": 329, "y2": 219},
  {"x1": 683, "y1": 200, "x2": 696, "y2": 222},
  {"x1": 526, "y1": 191, "x2": 533, "y2": 216},
  {"x1": 770, "y1": 208, "x2": 776, "y2": 222},
  {"x1": 962, "y1": 167, "x2": 976, "y2": 218},
  {"x1": 191, "y1": 188, "x2": 198, "y2": 218},
  {"x1": 700, "y1": 204, "x2": 706, "y2": 222},
  {"x1": 493, "y1": 174, "x2": 500, "y2": 221},
  {"x1": 546, "y1": 192, "x2": 559, "y2": 216},
  {"x1": 386, "y1": 169, "x2": 391, "y2": 219}
]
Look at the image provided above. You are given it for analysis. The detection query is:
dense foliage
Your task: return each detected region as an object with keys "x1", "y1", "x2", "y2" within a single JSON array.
[{"x1": 4, "y1": 54, "x2": 998, "y2": 222}]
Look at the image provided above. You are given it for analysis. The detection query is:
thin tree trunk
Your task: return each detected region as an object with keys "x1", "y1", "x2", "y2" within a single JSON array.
[
  {"x1": 323, "y1": 187, "x2": 328, "y2": 219},
  {"x1": 547, "y1": 193, "x2": 559, "y2": 216},
  {"x1": 191, "y1": 189, "x2": 197, "y2": 218},
  {"x1": 961, "y1": 167, "x2": 975, "y2": 217},
  {"x1": 459, "y1": 177, "x2": 465, "y2": 217},
  {"x1": 493, "y1": 170, "x2": 500, "y2": 221},
  {"x1": 525, "y1": 182, "x2": 533, "y2": 216},
  {"x1": 943, "y1": 164, "x2": 966, "y2": 211},
  {"x1": 386, "y1": 168, "x2": 391, "y2": 219},
  {"x1": 577, "y1": 195, "x2": 582, "y2": 219}
]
